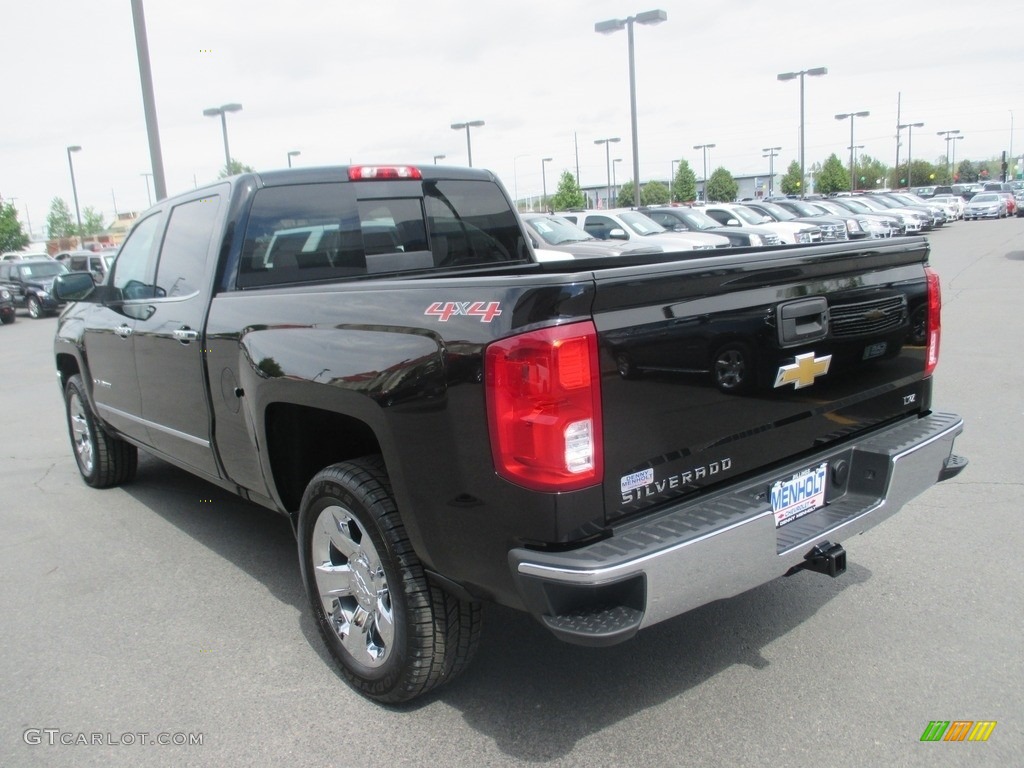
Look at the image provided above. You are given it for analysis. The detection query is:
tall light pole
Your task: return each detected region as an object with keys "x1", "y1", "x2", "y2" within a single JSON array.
[
  {"x1": 130, "y1": 0, "x2": 166, "y2": 201},
  {"x1": 141, "y1": 172, "x2": 153, "y2": 207},
  {"x1": 670, "y1": 159, "x2": 679, "y2": 202},
  {"x1": 433, "y1": 154, "x2": 446, "y2": 164},
  {"x1": 541, "y1": 157, "x2": 553, "y2": 211},
  {"x1": 835, "y1": 111, "x2": 870, "y2": 193},
  {"x1": 762, "y1": 146, "x2": 781, "y2": 197},
  {"x1": 595, "y1": 137, "x2": 621, "y2": 208},
  {"x1": 595, "y1": 9, "x2": 668, "y2": 209},
  {"x1": 951, "y1": 135, "x2": 964, "y2": 179},
  {"x1": 898, "y1": 121, "x2": 924, "y2": 189},
  {"x1": 287, "y1": 150, "x2": 301, "y2": 168},
  {"x1": 66, "y1": 145, "x2": 83, "y2": 245},
  {"x1": 694, "y1": 143, "x2": 715, "y2": 201},
  {"x1": 777, "y1": 66, "x2": 828, "y2": 198},
  {"x1": 451, "y1": 120, "x2": 484, "y2": 167},
  {"x1": 936, "y1": 130, "x2": 960, "y2": 178},
  {"x1": 203, "y1": 103, "x2": 243, "y2": 176},
  {"x1": 612, "y1": 158, "x2": 622, "y2": 196}
]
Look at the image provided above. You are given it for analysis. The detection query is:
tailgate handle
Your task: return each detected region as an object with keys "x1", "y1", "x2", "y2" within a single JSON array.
[{"x1": 777, "y1": 297, "x2": 829, "y2": 346}]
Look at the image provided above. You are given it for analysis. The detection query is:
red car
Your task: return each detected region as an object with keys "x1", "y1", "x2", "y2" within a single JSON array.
[{"x1": 998, "y1": 192, "x2": 1017, "y2": 216}]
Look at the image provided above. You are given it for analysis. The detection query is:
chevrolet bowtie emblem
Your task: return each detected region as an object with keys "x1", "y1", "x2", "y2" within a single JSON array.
[{"x1": 774, "y1": 352, "x2": 832, "y2": 389}]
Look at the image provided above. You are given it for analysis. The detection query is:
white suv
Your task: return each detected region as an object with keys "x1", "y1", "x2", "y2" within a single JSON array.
[
  {"x1": 701, "y1": 203, "x2": 820, "y2": 245},
  {"x1": 556, "y1": 209, "x2": 731, "y2": 251}
]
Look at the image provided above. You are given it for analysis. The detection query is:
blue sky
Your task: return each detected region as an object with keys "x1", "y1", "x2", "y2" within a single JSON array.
[{"x1": 3, "y1": 0, "x2": 1021, "y2": 238}]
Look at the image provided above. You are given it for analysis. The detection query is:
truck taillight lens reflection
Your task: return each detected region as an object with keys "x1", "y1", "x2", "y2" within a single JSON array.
[
  {"x1": 925, "y1": 267, "x2": 941, "y2": 376},
  {"x1": 485, "y1": 322, "x2": 603, "y2": 492}
]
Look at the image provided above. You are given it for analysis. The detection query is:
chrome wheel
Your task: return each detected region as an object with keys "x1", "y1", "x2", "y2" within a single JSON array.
[
  {"x1": 28, "y1": 296, "x2": 42, "y2": 319},
  {"x1": 311, "y1": 504, "x2": 394, "y2": 668},
  {"x1": 68, "y1": 390, "x2": 95, "y2": 474}
]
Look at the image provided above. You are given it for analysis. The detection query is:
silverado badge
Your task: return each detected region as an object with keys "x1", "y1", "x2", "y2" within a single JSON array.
[{"x1": 774, "y1": 352, "x2": 832, "y2": 389}]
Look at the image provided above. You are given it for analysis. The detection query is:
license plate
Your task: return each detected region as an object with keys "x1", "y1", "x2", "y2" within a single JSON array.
[
  {"x1": 863, "y1": 341, "x2": 887, "y2": 360},
  {"x1": 770, "y1": 462, "x2": 828, "y2": 528}
]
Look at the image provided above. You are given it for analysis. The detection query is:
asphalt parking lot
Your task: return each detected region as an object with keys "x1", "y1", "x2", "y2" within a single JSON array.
[{"x1": 2, "y1": 219, "x2": 1021, "y2": 767}]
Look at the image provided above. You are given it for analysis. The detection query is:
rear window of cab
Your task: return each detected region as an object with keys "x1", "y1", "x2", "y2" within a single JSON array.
[{"x1": 236, "y1": 177, "x2": 527, "y2": 288}]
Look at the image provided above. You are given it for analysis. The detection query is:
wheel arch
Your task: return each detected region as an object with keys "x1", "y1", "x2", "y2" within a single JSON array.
[{"x1": 264, "y1": 402, "x2": 384, "y2": 517}]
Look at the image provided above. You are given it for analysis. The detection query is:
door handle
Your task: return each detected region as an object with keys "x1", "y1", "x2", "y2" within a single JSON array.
[
  {"x1": 115, "y1": 324, "x2": 133, "y2": 339},
  {"x1": 173, "y1": 327, "x2": 199, "y2": 344}
]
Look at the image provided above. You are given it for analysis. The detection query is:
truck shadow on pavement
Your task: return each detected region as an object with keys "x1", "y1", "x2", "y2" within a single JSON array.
[
  {"x1": 122, "y1": 453, "x2": 872, "y2": 760},
  {"x1": 439, "y1": 555, "x2": 872, "y2": 761}
]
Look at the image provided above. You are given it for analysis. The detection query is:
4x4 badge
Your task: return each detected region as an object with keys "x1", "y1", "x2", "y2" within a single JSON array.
[{"x1": 774, "y1": 352, "x2": 832, "y2": 389}]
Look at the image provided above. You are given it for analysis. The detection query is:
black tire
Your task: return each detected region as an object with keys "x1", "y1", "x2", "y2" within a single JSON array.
[
  {"x1": 298, "y1": 457, "x2": 482, "y2": 703},
  {"x1": 0, "y1": 312, "x2": 13, "y2": 324},
  {"x1": 712, "y1": 342, "x2": 754, "y2": 394},
  {"x1": 27, "y1": 295, "x2": 43, "y2": 319},
  {"x1": 64, "y1": 374, "x2": 138, "y2": 487}
]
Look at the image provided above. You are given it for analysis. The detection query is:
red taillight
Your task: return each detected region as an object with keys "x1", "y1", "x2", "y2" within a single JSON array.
[
  {"x1": 485, "y1": 322, "x2": 603, "y2": 492},
  {"x1": 347, "y1": 165, "x2": 422, "y2": 180},
  {"x1": 925, "y1": 266, "x2": 941, "y2": 376}
]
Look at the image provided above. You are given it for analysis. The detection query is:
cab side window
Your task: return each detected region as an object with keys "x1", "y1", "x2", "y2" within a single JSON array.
[
  {"x1": 112, "y1": 214, "x2": 162, "y2": 300},
  {"x1": 154, "y1": 196, "x2": 222, "y2": 298}
]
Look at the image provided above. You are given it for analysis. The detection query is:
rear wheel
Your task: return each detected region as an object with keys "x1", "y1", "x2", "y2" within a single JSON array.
[
  {"x1": 64, "y1": 374, "x2": 137, "y2": 487},
  {"x1": 298, "y1": 457, "x2": 481, "y2": 703}
]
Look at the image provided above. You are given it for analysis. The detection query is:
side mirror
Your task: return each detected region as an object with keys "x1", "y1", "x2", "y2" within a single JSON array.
[
  {"x1": 726, "y1": 218, "x2": 740, "y2": 227},
  {"x1": 53, "y1": 272, "x2": 96, "y2": 302},
  {"x1": 608, "y1": 227, "x2": 629, "y2": 240}
]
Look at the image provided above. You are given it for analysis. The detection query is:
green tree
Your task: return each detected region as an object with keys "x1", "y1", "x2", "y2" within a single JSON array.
[
  {"x1": 218, "y1": 158, "x2": 255, "y2": 179},
  {"x1": 854, "y1": 154, "x2": 888, "y2": 190},
  {"x1": 0, "y1": 202, "x2": 30, "y2": 253},
  {"x1": 641, "y1": 181, "x2": 670, "y2": 205},
  {"x1": 816, "y1": 153, "x2": 849, "y2": 195},
  {"x1": 955, "y1": 159, "x2": 977, "y2": 183},
  {"x1": 780, "y1": 160, "x2": 802, "y2": 196},
  {"x1": 614, "y1": 180, "x2": 633, "y2": 207},
  {"x1": 908, "y1": 159, "x2": 938, "y2": 187},
  {"x1": 548, "y1": 170, "x2": 585, "y2": 211},
  {"x1": 82, "y1": 206, "x2": 106, "y2": 235},
  {"x1": 705, "y1": 167, "x2": 738, "y2": 203},
  {"x1": 671, "y1": 158, "x2": 698, "y2": 202},
  {"x1": 46, "y1": 197, "x2": 77, "y2": 239}
]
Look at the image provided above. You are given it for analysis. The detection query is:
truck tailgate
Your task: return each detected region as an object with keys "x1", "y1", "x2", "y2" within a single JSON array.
[{"x1": 592, "y1": 238, "x2": 933, "y2": 525}]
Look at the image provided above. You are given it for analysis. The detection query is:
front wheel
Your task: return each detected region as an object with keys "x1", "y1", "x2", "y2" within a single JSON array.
[
  {"x1": 298, "y1": 457, "x2": 481, "y2": 703},
  {"x1": 64, "y1": 374, "x2": 137, "y2": 487},
  {"x1": 27, "y1": 295, "x2": 43, "y2": 319}
]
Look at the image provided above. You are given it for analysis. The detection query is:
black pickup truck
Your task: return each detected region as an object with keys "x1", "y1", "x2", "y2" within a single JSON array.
[{"x1": 53, "y1": 165, "x2": 966, "y2": 703}]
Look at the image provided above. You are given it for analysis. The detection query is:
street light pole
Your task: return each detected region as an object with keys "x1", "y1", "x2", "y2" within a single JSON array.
[
  {"x1": 951, "y1": 135, "x2": 963, "y2": 178},
  {"x1": 66, "y1": 145, "x2": 83, "y2": 245},
  {"x1": 451, "y1": 120, "x2": 485, "y2": 167},
  {"x1": 693, "y1": 143, "x2": 715, "y2": 201},
  {"x1": 541, "y1": 157, "x2": 553, "y2": 211},
  {"x1": 777, "y1": 66, "x2": 828, "y2": 198},
  {"x1": 936, "y1": 130, "x2": 960, "y2": 179},
  {"x1": 595, "y1": 137, "x2": 621, "y2": 208},
  {"x1": 203, "y1": 103, "x2": 243, "y2": 176},
  {"x1": 433, "y1": 154, "x2": 446, "y2": 164},
  {"x1": 762, "y1": 146, "x2": 781, "y2": 197},
  {"x1": 612, "y1": 158, "x2": 622, "y2": 196},
  {"x1": 898, "y1": 121, "x2": 924, "y2": 189},
  {"x1": 836, "y1": 111, "x2": 870, "y2": 192},
  {"x1": 670, "y1": 159, "x2": 678, "y2": 202},
  {"x1": 141, "y1": 172, "x2": 153, "y2": 207},
  {"x1": 287, "y1": 150, "x2": 301, "y2": 168},
  {"x1": 595, "y1": 9, "x2": 668, "y2": 209}
]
